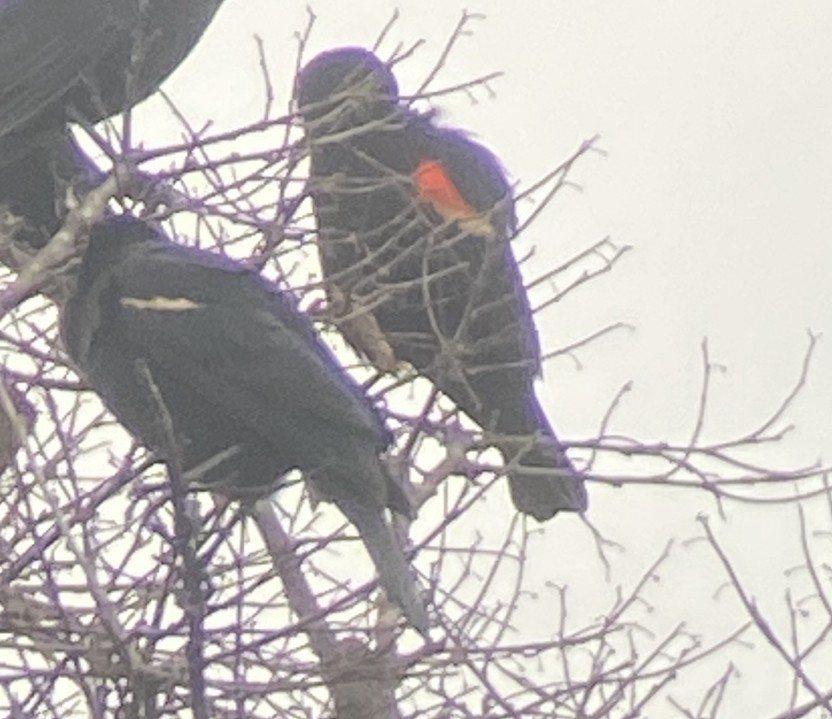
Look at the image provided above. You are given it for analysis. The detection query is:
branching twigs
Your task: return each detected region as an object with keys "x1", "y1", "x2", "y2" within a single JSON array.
[
  {"x1": 0, "y1": 166, "x2": 130, "y2": 315},
  {"x1": 138, "y1": 362, "x2": 209, "y2": 719},
  {"x1": 700, "y1": 515, "x2": 832, "y2": 715},
  {"x1": 577, "y1": 332, "x2": 825, "y2": 508},
  {"x1": 515, "y1": 135, "x2": 605, "y2": 235},
  {"x1": 0, "y1": 11, "x2": 829, "y2": 719},
  {"x1": 529, "y1": 236, "x2": 632, "y2": 313},
  {"x1": 252, "y1": 500, "x2": 406, "y2": 719},
  {"x1": 411, "y1": 11, "x2": 488, "y2": 99}
]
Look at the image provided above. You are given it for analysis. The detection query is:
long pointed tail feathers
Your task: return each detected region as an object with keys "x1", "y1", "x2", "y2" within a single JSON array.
[{"x1": 336, "y1": 496, "x2": 429, "y2": 635}]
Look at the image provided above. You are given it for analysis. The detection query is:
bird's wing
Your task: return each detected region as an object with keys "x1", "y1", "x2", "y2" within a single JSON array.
[
  {"x1": 98, "y1": 240, "x2": 388, "y2": 449},
  {"x1": 0, "y1": 0, "x2": 120, "y2": 136},
  {"x1": 410, "y1": 123, "x2": 516, "y2": 236},
  {"x1": 409, "y1": 124, "x2": 542, "y2": 369}
]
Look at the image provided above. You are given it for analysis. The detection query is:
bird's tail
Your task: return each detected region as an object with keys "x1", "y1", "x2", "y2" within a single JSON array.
[
  {"x1": 491, "y1": 392, "x2": 586, "y2": 522},
  {"x1": 336, "y1": 495, "x2": 429, "y2": 635},
  {"x1": 506, "y1": 439, "x2": 587, "y2": 522}
]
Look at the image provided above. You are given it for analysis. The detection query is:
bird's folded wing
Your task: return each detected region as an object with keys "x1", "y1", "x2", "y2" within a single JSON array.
[
  {"x1": 414, "y1": 127, "x2": 544, "y2": 370},
  {"x1": 105, "y1": 244, "x2": 388, "y2": 448}
]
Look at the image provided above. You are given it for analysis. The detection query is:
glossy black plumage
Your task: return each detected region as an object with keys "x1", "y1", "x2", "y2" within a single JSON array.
[
  {"x1": 0, "y1": 0, "x2": 224, "y2": 244},
  {"x1": 60, "y1": 216, "x2": 428, "y2": 633},
  {"x1": 297, "y1": 48, "x2": 587, "y2": 521},
  {"x1": 0, "y1": 0, "x2": 223, "y2": 138}
]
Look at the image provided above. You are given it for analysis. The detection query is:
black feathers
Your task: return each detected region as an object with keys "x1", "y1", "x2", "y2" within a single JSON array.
[
  {"x1": 0, "y1": 0, "x2": 224, "y2": 245},
  {"x1": 0, "y1": 0, "x2": 224, "y2": 138},
  {"x1": 298, "y1": 47, "x2": 587, "y2": 520},
  {"x1": 60, "y1": 217, "x2": 428, "y2": 633}
]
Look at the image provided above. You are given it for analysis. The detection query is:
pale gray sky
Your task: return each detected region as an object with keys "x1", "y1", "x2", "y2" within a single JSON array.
[{"x1": 127, "y1": 1, "x2": 832, "y2": 714}]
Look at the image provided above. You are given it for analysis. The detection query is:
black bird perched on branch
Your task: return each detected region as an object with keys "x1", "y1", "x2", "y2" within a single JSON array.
[
  {"x1": 296, "y1": 47, "x2": 587, "y2": 521},
  {"x1": 60, "y1": 215, "x2": 428, "y2": 634},
  {"x1": 0, "y1": 0, "x2": 224, "y2": 245}
]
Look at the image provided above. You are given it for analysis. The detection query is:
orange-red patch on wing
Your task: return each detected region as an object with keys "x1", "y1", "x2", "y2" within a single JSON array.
[{"x1": 414, "y1": 159, "x2": 477, "y2": 221}]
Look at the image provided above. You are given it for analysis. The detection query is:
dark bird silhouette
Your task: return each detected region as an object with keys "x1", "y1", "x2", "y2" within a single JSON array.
[
  {"x1": 60, "y1": 216, "x2": 428, "y2": 634},
  {"x1": 0, "y1": 0, "x2": 223, "y2": 139},
  {"x1": 297, "y1": 47, "x2": 587, "y2": 521},
  {"x1": 0, "y1": 0, "x2": 225, "y2": 245},
  {"x1": 0, "y1": 127, "x2": 100, "y2": 253}
]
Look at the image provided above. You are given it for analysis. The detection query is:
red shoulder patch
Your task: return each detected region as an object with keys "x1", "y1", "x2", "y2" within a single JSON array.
[{"x1": 414, "y1": 159, "x2": 477, "y2": 221}]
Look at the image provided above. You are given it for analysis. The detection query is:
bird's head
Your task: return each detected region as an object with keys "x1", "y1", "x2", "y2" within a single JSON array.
[{"x1": 295, "y1": 47, "x2": 399, "y2": 132}]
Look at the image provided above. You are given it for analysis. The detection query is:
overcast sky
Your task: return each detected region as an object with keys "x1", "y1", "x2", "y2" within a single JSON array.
[{"x1": 125, "y1": 1, "x2": 832, "y2": 714}]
